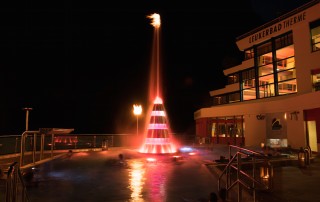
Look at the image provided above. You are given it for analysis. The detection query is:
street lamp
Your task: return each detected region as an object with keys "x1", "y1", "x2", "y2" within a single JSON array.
[
  {"x1": 22, "y1": 107, "x2": 33, "y2": 131},
  {"x1": 133, "y1": 105, "x2": 142, "y2": 136}
]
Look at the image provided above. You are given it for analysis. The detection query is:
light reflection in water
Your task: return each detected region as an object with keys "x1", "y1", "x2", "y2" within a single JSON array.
[
  {"x1": 128, "y1": 160, "x2": 146, "y2": 201},
  {"x1": 147, "y1": 164, "x2": 167, "y2": 202},
  {"x1": 128, "y1": 157, "x2": 170, "y2": 202}
]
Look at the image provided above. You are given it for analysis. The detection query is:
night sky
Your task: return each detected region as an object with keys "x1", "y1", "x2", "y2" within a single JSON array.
[{"x1": 0, "y1": 0, "x2": 313, "y2": 135}]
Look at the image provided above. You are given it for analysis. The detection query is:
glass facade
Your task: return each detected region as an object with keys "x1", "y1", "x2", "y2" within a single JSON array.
[{"x1": 213, "y1": 32, "x2": 297, "y2": 105}]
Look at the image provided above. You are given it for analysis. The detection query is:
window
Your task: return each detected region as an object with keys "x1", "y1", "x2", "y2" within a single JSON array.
[
  {"x1": 228, "y1": 92, "x2": 241, "y2": 103},
  {"x1": 310, "y1": 19, "x2": 320, "y2": 52},
  {"x1": 241, "y1": 68, "x2": 256, "y2": 100},
  {"x1": 256, "y1": 33, "x2": 296, "y2": 98},
  {"x1": 275, "y1": 32, "x2": 293, "y2": 50},
  {"x1": 312, "y1": 69, "x2": 320, "y2": 91},
  {"x1": 242, "y1": 68, "x2": 256, "y2": 95},
  {"x1": 213, "y1": 95, "x2": 227, "y2": 105},
  {"x1": 244, "y1": 48, "x2": 254, "y2": 60},
  {"x1": 211, "y1": 116, "x2": 244, "y2": 139},
  {"x1": 257, "y1": 41, "x2": 272, "y2": 57},
  {"x1": 257, "y1": 41, "x2": 273, "y2": 94},
  {"x1": 241, "y1": 68, "x2": 255, "y2": 80},
  {"x1": 258, "y1": 51, "x2": 275, "y2": 98},
  {"x1": 275, "y1": 44, "x2": 296, "y2": 95},
  {"x1": 227, "y1": 73, "x2": 239, "y2": 85},
  {"x1": 213, "y1": 91, "x2": 241, "y2": 105}
]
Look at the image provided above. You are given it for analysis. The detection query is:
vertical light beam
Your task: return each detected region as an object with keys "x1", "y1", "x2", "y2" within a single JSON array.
[{"x1": 148, "y1": 13, "x2": 161, "y2": 96}]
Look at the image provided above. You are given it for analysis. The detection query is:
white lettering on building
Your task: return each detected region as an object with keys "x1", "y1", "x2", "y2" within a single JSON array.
[{"x1": 249, "y1": 12, "x2": 306, "y2": 43}]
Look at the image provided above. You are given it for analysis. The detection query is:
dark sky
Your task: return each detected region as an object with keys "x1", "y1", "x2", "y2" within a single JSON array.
[{"x1": 0, "y1": 0, "x2": 313, "y2": 135}]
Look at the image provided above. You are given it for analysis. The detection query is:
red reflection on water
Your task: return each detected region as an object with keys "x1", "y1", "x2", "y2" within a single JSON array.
[{"x1": 139, "y1": 97, "x2": 176, "y2": 154}]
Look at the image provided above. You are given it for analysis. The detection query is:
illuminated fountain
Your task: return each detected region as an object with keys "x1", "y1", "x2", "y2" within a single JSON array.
[{"x1": 139, "y1": 13, "x2": 176, "y2": 154}]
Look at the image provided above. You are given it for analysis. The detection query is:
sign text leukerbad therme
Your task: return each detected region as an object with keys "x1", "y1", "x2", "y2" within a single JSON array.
[{"x1": 249, "y1": 12, "x2": 306, "y2": 43}]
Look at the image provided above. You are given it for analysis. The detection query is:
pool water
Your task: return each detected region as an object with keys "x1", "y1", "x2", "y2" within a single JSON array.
[{"x1": 25, "y1": 148, "x2": 219, "y2": 202}]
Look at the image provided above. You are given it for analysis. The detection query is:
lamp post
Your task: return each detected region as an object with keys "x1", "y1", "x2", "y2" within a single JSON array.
[
  {"x1": 22, "y1": 107, "x2": 33, "y2": 131},
  {"x1": 133, "y1": 105, "x2": 142, "y2": 136}
]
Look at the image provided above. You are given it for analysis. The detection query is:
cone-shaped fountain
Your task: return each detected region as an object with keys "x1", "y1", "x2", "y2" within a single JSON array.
[
  {"x1": 139, "y1": 96, "x2": 176, "y2": 154},
  {"x1": 139, "y1": 13, "x2": 176, "y2": 154}
]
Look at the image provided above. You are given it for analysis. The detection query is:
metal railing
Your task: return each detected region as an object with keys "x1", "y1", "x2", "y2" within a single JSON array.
[
  {"x1": 0, "y1": 132, "x2": 199, "y2": 168},
  {"x1": 0, "y1": 132, "x2": 124, "y2": 167},
  {"x1": 1, "y1": 133, "x2": 197, "y2": 156},
  {"x1": 218, "y1": 145, "x2": 273, "y2": 202},
  {"x1": 19, "y1": 130, "x2": 78, "y2": 167},
  {"x1": 5, "y1": 162, "x2": 30, "y2": 202},
  {"x1": 0, "y1": 135, "x2": 22, "y2": 155}
]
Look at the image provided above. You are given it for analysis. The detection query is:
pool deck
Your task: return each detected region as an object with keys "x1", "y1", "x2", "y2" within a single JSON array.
[{"x1": 1, "y1": 145, "x2": 320, "y2": 202}]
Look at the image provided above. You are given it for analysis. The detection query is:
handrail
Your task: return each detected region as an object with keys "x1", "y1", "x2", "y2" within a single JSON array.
[
  {"x1": 19, "y1": 129, "x2": 75, "y2": 167},
  {"x1": 20, "y1": 130, "x2": 40, "y2": 167},
  {"x1": 218, "y1": 145, "x2": 273, "y2": 202},
  {"x1": 5, "y1": 162, "x2": 30, "y2": 202},
  {"x1": 304, "y1": 146, "x2": 312, "y2": 165}
]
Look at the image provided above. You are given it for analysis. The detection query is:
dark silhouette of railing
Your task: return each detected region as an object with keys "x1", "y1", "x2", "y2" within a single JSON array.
[
  {"x1": 218, "y1": 145, "x2": 273, "y2": 202},
  {"x1": 5, "y1": 162, "x2": 30, "y2": 202}
]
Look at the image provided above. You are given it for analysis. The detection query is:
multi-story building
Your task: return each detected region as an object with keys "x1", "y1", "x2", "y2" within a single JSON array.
[{"x1": 194, "y1": 0, "x2": 320, "y2": 152}]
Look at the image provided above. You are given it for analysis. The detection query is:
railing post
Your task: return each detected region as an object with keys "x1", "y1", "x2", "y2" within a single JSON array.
[
  {"x1": 237, "y1": 153, "x2": 242, "y2": 202},
  {"x1": 15, "y1": 137, "x2": 19, "y2": 153},
  {"x1": 304, "y1": 147, "x2": 311, "y2": 165},
  {"x1": 252, "y1": 154, "x2": 256, "y2": 201},
  {"x1": 227, "y1": 145, "x2": 232, "y2": 190},
  {"x1": 33, "y1": 132, "x2": 37, "y2": 164},
  {"x1": 13, "y1": 166, "x2": 18, "y2": 201},
  {"x1": 20, "y1": 133, "x2": 26, "y2": 167},
  {"x1": 40, "y1": 133, "x2": 45, "y2": 160}
]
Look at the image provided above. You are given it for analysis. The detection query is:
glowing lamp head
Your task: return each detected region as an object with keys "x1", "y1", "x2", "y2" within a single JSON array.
[
  {"x1": 147, "y1": 13, "x2": 161, "y2": 28},
  {"x1": 133, "y1": 105, "x2": 142, "y2": 116}
]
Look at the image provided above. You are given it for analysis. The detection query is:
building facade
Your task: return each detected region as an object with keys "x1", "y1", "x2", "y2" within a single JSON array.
[{"x1": 194, "y1": 0, "x2": 320, "y2": 152}]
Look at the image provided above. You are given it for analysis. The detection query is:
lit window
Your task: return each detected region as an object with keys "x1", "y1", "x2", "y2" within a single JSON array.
[
  {"x1": 244, "y1": 48, "x2": 254, "y2": 60},
  {"x1": 310, "y1": 20, "x2": 320, "y2": 52},
  {"x1": 311, "y1": 69, "x2": 320, "y2": 91}
]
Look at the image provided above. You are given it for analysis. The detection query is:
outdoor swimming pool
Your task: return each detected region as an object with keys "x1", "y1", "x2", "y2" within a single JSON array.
[{"x1": 24, "y1": 148, "x2": 219, "y2": 202}]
